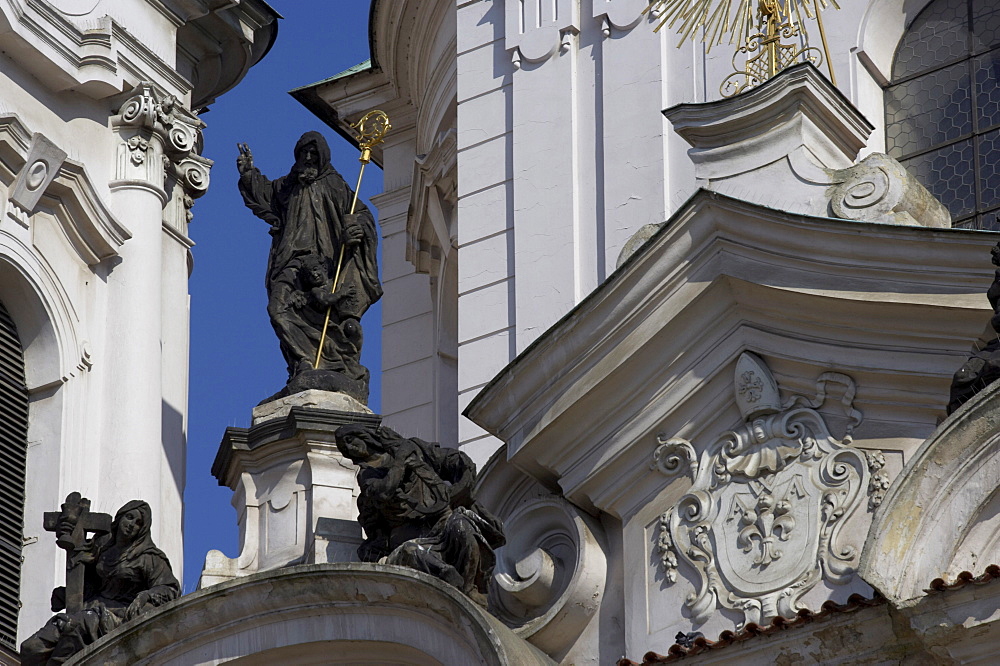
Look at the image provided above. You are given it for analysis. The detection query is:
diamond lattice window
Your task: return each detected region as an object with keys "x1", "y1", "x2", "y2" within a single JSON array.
[{"x1": 886, "y1": 0, "x2": 1000, "y2": 229}]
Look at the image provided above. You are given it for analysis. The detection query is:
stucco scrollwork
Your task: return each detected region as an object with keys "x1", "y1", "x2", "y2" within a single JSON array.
[
  {"x1": 651, "y1": 436, "x2": 698, "y2": 478},
  {"x1": 828, "y1": 153, "x2": 950, "y2": 228},
  {"x1": 866, "y1": 450, "x2": 889, "y2": 509},
  {"x1": 489, "y1": 496, "x2": 606, "y2": 657},
  {"x1": 653, "y1": 352, "x2": 876, "y2": 628},
  {"x1": 505, "y1": 0, "x2": 581, "y2": 64},
  {"x1": 657, "y1": 508, "x2": 679, "y2": 583},
  {"x1": 113, "y1": 83, "x2": 211, "y2": 205}
]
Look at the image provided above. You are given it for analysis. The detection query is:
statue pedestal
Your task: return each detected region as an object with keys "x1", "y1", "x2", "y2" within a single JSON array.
[{"x1": 198, "y1": 390, "x2": 379, "y2": 589}]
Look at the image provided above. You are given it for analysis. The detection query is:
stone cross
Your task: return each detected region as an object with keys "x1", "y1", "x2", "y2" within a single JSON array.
[{"x1": 42, "y1": 492, "x2": 112, "y2": 613}]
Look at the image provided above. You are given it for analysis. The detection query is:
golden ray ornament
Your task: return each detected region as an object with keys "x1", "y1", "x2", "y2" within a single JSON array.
[{"x1": 644, "y1": 0, "x2": 840, "y2": 97}]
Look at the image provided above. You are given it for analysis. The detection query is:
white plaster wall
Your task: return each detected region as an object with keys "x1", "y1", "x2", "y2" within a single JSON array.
[
  {"x1": 377, "y1": 153, "x2": 439, "y2": 440},
  {"x1": 0, "y1": 0, "x2": 276, "y2": 646},
  {"x1": 446, "y1": 0, "x2": 943, "y2": 469},
  {"x1": 455, "y1": 0, "x2": 671, "y2": 465}
]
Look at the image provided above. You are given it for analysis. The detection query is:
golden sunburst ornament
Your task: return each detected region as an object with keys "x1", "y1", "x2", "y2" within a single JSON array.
[{"x1": 644, "y1": 0, "x2": 840, "y2": 96}]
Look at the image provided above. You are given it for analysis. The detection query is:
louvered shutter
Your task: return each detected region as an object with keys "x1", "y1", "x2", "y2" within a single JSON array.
[{"x1": 0, "y1": 302, "x2": 26, "y2": 650}]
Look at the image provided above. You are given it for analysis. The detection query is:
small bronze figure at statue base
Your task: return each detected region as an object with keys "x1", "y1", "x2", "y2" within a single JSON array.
[
  {"x1": 949, "y1": 242, "x2": 1000, "y2": 414},
  {"x1": 20, "y1": 494, "x2": 179, "y2": 666},
  {"x1": 335, "y1": 425, "x2": 506, "y2": 604}
]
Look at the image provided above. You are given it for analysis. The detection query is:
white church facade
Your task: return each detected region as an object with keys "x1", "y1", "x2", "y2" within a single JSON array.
[
  {"x1": 8, "y1": 0, "x2": 1000, "y2": 664},
  {"x1": 0, "y1": 0, "x2": 279, "y2": 660}
]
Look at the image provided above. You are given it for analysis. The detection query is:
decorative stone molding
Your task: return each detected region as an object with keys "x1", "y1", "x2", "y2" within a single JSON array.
[
  {"x1": 10, "y1": 133, "x2": 66, "y2": 213},
  {"x1": 505, "y1": 0, "x2": 581, "y2": 65},
  {"x1": 664, "y1": 64, "x2": 950, "y2": 228},
  {"x1": 111, "y1": 83, "x2": 212, "y2": 209},
  {"x1": 860, "y1": 378, "x2": 1000, "y2": 605},
  {"x1": 0, "y1": 114, "x2": 130, "y2": 265},
  {"x1": 866, "y1": 451, "x2": 889, "y2": 510},
  {"x1": 77, "y1": 565, "x2": 556, "y2": 666},
  {"x1": 651, "y1": 436, "x2": 697, "y2": 477},
  {"x1": 653, "y1": 352, "x2": 875, "y2": 628},
  {"x1": 592, "y1": 0, "x2": 646, "y2": 33},
  {"x1": 407, "y1": 128, "x2": 457, "y2": 276},
  {"x1": 490, "y1": 495, "x2": 607, "y2": 658},
  {"x1": 0, "y1": 1, "x2": 277, "y2": 108},
  {"x1": 828, "y1": 153, "x2": 951, "y2": 228},
  {"x1": 201, "y1": 405, "x2": 380, "y2": 588}
]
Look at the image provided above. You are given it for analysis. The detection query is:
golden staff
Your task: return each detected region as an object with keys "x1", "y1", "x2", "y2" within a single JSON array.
[{"x1": 314, "y1": 110, "x2": 391, "y2": 370}]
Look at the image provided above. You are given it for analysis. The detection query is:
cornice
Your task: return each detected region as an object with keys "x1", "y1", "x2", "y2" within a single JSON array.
[
  {"x1": 212, "y1": 407, "x2": 382, "y2": 488},
  {"x1": 465, "y1": 190, "x2": 997, "y2": 517},
  {"x1": 0, "y1": 0, "x2": 278, "y2": 106},
  {"x1": 291, "y1": 0, "x2": 453, "y2": 165},
  {"x1": 0, "y1": 114, "x2": 131, "y2": 266},
  {"x1": 0, "y1": 1, "x2": 190, "y2": 98}
]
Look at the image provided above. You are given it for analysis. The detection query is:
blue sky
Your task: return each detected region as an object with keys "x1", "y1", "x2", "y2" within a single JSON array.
[{"x1": 183, "y1": 1, "x2": 379, "y2": 591}]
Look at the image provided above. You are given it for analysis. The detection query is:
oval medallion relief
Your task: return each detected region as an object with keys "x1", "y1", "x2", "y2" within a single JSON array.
[{"x1": 25, "y1": 161, "x2": 48, "y2": 191}]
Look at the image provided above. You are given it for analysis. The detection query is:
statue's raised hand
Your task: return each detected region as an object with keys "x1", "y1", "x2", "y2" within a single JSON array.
[{"x1": 236, "y1": 143, "x2": 254, "y2": 175}]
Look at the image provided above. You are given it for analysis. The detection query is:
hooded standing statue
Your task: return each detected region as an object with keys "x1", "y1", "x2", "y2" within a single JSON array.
[{"x1": 237, "y1": 131, "x2": 382, "y2": 404}]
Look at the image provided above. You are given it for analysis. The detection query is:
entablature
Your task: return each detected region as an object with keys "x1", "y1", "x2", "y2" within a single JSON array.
[
  {"x1": 465, "y1": 191, "x2": 997, "y2": 521},
  {"x1": 0, "y1": 0, "x2": 277, "y2": 108}
]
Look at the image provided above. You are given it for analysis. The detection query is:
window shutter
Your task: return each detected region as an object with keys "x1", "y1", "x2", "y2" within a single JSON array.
[{"x1": 0, "y1": 302, "x2": 27, "y2": 650}]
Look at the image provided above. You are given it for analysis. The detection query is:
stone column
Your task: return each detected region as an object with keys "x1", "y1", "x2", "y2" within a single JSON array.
[{"x1": 104, "y1": 83, "x2": 209, "y2": 576}]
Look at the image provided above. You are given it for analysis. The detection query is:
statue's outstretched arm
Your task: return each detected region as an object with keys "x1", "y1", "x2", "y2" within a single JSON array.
[{"x1": 236, "y1": 143, "x2": 279, "y2": 226}]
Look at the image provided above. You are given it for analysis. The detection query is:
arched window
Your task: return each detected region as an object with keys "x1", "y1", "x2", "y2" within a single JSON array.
[
  {"x1": 0, "y1": 301, "x2": 27, "y2": 650},
  {"x1": 886, "y1": 0, "x2": 1000, "y2": 229}
]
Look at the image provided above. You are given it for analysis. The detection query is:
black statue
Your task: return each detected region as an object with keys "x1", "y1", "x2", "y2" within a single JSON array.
[
  {"x1": 949, "y1": 242, "x2": 1000, "y2": 414},
  {"x1": 238, "y1": 131, "x2": 382, "y2": 404},
  {"x1": 21, "y1": 495, "x2": 179, "y2": 665},
  {"x1": 335, "y1": 425, "x2": 506, "y2": 602}
]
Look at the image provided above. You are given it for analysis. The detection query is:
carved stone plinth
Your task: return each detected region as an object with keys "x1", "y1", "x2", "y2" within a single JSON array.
[
  {"x1": 198, "y1": 394, "x2": 380, "y2": 588},
  {"x1": 664, "y1": 63, "x2": 950, "y2": 228}
]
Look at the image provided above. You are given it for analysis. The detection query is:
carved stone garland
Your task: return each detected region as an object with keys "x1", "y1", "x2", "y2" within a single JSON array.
[{"x1": 651, "y1": 352, "x2": 877, "y2": 628}]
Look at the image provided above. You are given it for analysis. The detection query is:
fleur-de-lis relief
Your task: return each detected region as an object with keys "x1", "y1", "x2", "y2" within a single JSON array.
[
  {"x1": 650, "y1": 353, "x2": 875, "y2": 627},
  {"x1": 738, "y1": 370, "x2": 764, "y2": 403},
  {"x1": 731, "y1": 490, "x2": 795, "y2": 567}
]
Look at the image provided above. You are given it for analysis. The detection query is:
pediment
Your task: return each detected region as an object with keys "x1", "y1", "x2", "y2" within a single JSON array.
[
  {"x1": 0, "y1": 116, "x2": 131, "y2": 266},
  {"x1": 465, "y1": 191, "x2": 995, "y2": 519}
]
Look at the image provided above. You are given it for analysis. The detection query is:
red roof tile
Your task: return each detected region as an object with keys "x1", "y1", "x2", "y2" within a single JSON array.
[
  {"x1": 617, "y1": 593, "x2": 885, "y2": 665},
  {"x1": 926, "y1": 564, "x2": 1000, "y2": 592}
]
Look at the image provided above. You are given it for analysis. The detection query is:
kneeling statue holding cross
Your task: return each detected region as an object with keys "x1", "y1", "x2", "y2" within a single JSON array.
[{"x1": 20, "y1": 493, "x2": 179, "y2": 665}]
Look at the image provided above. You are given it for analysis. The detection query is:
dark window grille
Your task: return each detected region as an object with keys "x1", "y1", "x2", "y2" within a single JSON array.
[
  {"x1": 885, "y1": 0, "x2": 1000, "y2": 229},
  {"x1": 0, "y1": 301, "x2": 27, "y2": 650}
]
